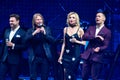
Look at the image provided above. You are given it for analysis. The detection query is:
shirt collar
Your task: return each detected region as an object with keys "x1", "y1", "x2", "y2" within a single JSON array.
[
  {"x1": 11, "y1": 26, "x2": 20, "y2": 32},
  {"x1": 96, "y1": 24, "x2": 104, "y2": 30}
]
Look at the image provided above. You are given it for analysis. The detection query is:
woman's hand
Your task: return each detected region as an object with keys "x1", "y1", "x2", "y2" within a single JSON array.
[
  {"x1": 58, "y1": 57, "x2": 62, "y2": 64},
  {"x1": 70, "y1": 37, "x2": 77, "y2": 43}
]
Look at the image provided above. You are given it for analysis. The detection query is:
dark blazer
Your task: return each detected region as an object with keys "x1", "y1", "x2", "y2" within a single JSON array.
[
  {"x1": 0, "y1": 27, "x2": 26, "y2": 64},
  {"x1": 81, "y1": 26, "x2": 111, "y2": 63},
  {"x1": 25, "y1": 26, "x2": 54, "y2": 63}
]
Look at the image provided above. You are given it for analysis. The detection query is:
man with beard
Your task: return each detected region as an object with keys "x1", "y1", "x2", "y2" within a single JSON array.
[
  {"x1": 25, "y1": 13, "x2": 54, "y2": 80},
  {"x1": 0, "y1": 14, "x2": 26, "y2": 80}
]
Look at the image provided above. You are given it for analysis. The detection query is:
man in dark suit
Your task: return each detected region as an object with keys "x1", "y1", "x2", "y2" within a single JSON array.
[
  {"x1": 81, "y1": 10, "x2": 111, "y2": 80},
  {"x1": 25, "y1": 13, "x2": 54, "y2": 80},
  {"x1": 0, "y1": 14, "x2": 26, "y2": 80}
]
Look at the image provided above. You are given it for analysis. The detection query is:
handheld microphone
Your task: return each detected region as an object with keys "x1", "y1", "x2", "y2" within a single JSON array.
[
  {"x1": 38, "y1": 23, "x2": 44, "y2": 28},
  {"x1": 6, "y1": 39, "x2": 9, "y2": 43},
  {"x1": 6, "y1": 39, "x2": 9, "y2": 46}
]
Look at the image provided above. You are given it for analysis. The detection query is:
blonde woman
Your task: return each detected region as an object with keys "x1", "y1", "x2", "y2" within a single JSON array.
[{"x1": 58, "y1": 12, "x2": 86, "y2": 80}]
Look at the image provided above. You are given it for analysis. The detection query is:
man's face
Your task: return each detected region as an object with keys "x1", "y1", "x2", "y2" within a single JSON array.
[
  {"x1": 95, "y1": 13, "x2": 105, "y2": 24},
  {"x1": 9, "y1": 17, "x2": 19, "y2": 29},
  {"x1": 34, "y1": 16, "x2": 43, "y2": 26}
]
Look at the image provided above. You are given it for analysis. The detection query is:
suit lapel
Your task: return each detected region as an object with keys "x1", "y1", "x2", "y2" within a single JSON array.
[
  {"x1": 97, "y1": 26, "x2": 105, "y2": 36},
  {"x1": 93, "y1": 26, "x2": 96, "y2": 37},
  {"x1": 2, "y1": 29, "x2": 11, "y2": 62},
  {"x1": 5, "y1": 29, "x2": 11, "y2": 40},
  {"x1": 11, "y1": 28, "x2": 20, "y2": 42}
]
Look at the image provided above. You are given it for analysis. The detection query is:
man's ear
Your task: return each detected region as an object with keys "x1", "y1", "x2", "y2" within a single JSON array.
[
  {"x1": 104, "y1": 16, "x2": 106, "y2": 21},
  {"x1": 103, "y1": 14, "x2": 106, "y2": 21}
]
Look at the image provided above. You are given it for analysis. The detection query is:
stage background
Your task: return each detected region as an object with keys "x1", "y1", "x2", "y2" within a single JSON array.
[{"x1": 0, "y1": 0, "x2": 120, "y2": 79}]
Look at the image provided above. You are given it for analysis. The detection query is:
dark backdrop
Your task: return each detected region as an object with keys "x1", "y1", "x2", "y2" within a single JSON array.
[{"x1": 0, "y1": 0, "x2": 120, "y2": 79}]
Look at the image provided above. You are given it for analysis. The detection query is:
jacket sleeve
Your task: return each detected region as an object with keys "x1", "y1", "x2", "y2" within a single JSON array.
[
  {"x1": 82, "y1": 26, "x2": 95, "y2": 41},
  {"x1": 99, "y1": 30, "x2": 111, "y2": 51},
  {"x1": 13, "y1": 29, "x2": 26, "y2": 51},
  {"x1": 43, "y1": 27, "x2": 55, "y2": 44}
]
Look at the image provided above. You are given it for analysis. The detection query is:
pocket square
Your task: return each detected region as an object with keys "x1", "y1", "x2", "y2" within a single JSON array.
[{"x1": 16, "y1": 35, "x2": 21, "y2": 38}]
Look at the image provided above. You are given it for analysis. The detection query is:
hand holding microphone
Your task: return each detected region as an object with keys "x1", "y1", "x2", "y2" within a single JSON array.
[
  {"x1": 93, "y1": 47, "x2": 100, "y2": 52},
  {"x1": 69, "y1": 36, "x2": 77, "y2": 43},
  {"x1": 37, "y1": 23, "x2": 46, "y2": 35},
  {"x1": 40, "y1": 27, "x2": 46, "y2": 35},
  {"x1": 6, "y1": 39, "x2": 9, "y2": 46},
  {"x1": 32, "y1": 24, "x2": 46, "y2": 36},
  {"x1": 6, "y1": 39, "x2": 9, "y2": 43},
  {"x1": 32, "y1": 28, "x2": 41, "y2": 36},
  {"x1": 95, "y1": 35, "x2": 104, "y2": 41},
  {"x1": 6, "y1": 39, "x2": 14, "y2": 47}
]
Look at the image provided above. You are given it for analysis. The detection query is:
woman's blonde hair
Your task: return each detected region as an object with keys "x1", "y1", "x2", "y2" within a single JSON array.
[{"x1": 66, "y1": 12, "x2": 80, "y2": 27}]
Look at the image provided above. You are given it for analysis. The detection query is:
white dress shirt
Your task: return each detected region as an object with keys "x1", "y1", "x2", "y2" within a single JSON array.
[
  {"x1": 9, "y1": 26, "x2": 20, "y2": 41},
  {"x1": 95, "y1": 24, "x2": 104, "y2": 37},
  {"x1": 9, "y1": 26, "x2": 20, "y2": 49}
]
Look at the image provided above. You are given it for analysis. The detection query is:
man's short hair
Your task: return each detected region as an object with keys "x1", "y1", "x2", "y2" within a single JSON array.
[
  {"x1": 97, "y1": 9, "x2": 106, "y2": 17},
  {"x1": 10, "y1": 14, "x2": 20, "y2": 21}
]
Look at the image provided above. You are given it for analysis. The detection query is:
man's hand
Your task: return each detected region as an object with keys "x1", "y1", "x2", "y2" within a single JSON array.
[
  {"x1": 70, "y1": 37, "x2": 77, "y2": 43},
  {"x1": 6, "y1": 41, "x2": 14, "y2": 47},
  {"x1": 40, "y1": 27, "x2": 46, "y2": 35},
  {"x1": 93, "y1": 47, "x2": 100, "y2": 52},
  {"x1": 32, "y1": 27, "x2": 46, "y2": 36},
  {"x1": 32, "y1": 28, "x2": 41, "y2": 36},
  {"x1": 96, "y1": 35, "x2": 104, "y2": 41}
]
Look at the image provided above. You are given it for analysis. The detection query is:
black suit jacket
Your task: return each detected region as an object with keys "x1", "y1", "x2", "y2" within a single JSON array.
[
  {"x1": 0, "y1": 27, "x2": 26, "y2": 64},
  {"x1": 25, "y1": 26, "x2": 54, "y2": 63}
]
